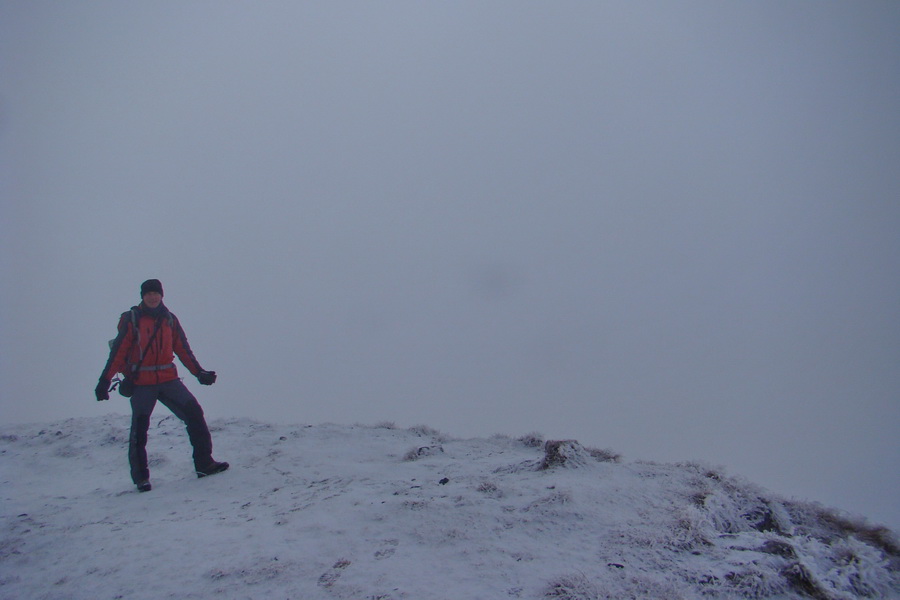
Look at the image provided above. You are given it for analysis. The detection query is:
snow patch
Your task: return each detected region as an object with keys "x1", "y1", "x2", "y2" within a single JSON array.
[{"x1": 0, "y1": 415, "x2": 897, "y2": 599}]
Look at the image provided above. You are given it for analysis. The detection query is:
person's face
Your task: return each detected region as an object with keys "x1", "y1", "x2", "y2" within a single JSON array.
[{"x1": 143, "y1": 292, "x2": 162, "y2": 308}]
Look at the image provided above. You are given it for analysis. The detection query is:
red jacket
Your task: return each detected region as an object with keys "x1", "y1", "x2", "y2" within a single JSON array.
[{"x1": 102, "y1": 304, "x2": 203, "y2": 385}]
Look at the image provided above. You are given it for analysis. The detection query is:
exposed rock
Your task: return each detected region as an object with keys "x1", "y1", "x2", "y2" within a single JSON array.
[{"x1": 540, "y1": 440, "x2": 591, "y2": 470}]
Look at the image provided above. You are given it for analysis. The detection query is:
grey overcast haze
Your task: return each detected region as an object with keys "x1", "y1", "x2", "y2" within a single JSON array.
[{"x1": 1, "y1": 2, "x2": 899, "y2": 532}]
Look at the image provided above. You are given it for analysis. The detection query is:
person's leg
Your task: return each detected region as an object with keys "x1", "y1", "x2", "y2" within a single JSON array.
[
  {"x1": 129, "y1": 387, "x2": 158, "y2": 485},
  {"x1": 157, "y1": 379, "x2": 215, "y2": 471}
]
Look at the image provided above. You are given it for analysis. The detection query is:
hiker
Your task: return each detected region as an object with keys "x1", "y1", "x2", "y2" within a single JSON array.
[{"x1": 95, "y1": 279, "x2": 228, "y2": 492}]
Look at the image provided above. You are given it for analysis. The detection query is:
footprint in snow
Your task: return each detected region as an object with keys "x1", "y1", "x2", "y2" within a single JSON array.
[
  {"x1": 374, "y1": 539, "x2": 399, "y2": 560},
  {"x1": 317, "y1": 558, "x2": 351, "y2": 588}
]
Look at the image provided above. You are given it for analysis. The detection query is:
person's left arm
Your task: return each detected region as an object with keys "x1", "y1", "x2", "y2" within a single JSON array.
[{"x1": 172, "y1": 314, "x2": 215, "y2": 384}]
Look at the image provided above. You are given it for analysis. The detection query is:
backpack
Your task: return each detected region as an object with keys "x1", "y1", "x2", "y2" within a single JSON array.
[{"x1": 108, "y1": 307, "x2": 174, "y2": 348}]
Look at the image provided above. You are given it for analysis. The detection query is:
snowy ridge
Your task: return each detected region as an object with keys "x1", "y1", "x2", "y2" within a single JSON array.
[{"x1": 1, "y1": 415, "x2": 897, "y2": 600}]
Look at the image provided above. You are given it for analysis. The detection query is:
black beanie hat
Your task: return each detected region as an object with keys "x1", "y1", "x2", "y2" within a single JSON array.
[{"x1": 140, "y1": 279, "x2": 164, "y2": 297}]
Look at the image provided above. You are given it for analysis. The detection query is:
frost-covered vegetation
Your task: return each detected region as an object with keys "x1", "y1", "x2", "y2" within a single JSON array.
[{"x1": 1, "y1": 415, "x2": 896, "y2": 599}]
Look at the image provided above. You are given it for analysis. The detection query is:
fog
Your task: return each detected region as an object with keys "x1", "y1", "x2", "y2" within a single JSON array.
[{"x1": 2, "y1": 2, "x2": 898, "y2": 530}]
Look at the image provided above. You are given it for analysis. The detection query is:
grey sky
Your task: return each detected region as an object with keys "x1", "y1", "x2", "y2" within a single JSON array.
[{"x1": 2, "y1": 2, "x2": 899, "y2": 530}]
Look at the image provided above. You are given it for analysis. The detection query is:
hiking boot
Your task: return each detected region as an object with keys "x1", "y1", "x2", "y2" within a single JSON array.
[
  {"x1": 136, "y1": 480, "x2": 152, "y2": 492},
  {"x1": 196, "y1": 461, "x2": 229, "y2": 478}
]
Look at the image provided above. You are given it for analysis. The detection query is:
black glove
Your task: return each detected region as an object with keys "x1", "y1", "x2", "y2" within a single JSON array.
[
  {"x1": 197, "y1": 370, "x2": 217, "y2": 385},
  {"x1": 95, "y1": 378, "x2": 111, "y2": 401}
]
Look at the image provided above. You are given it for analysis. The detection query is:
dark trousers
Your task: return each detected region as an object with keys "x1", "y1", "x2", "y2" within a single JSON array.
[{"x1": 129, "y1": 379, "x2": 213, "y2": 483}]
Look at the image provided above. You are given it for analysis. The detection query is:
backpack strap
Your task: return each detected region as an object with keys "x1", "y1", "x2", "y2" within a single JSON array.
[
  {"x1": 125, "y1": 309, "x2": 165, "y2": 379},
  {"x1": 133, "y1": 316, "x2": 163, "y2": 376},
  {"x1": 129, "y1": 308, "x2": 141, "y2": 365}
]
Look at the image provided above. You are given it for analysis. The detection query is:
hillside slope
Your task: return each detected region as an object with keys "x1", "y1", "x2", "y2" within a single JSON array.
[{"x1": 1, "y1": 415, "x2": 897, "y2": 599}]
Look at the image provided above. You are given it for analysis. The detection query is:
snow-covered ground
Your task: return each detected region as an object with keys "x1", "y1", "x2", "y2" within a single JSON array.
[{"x1": 1, "y1": 415, "x2": 897, "y2": 599}]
